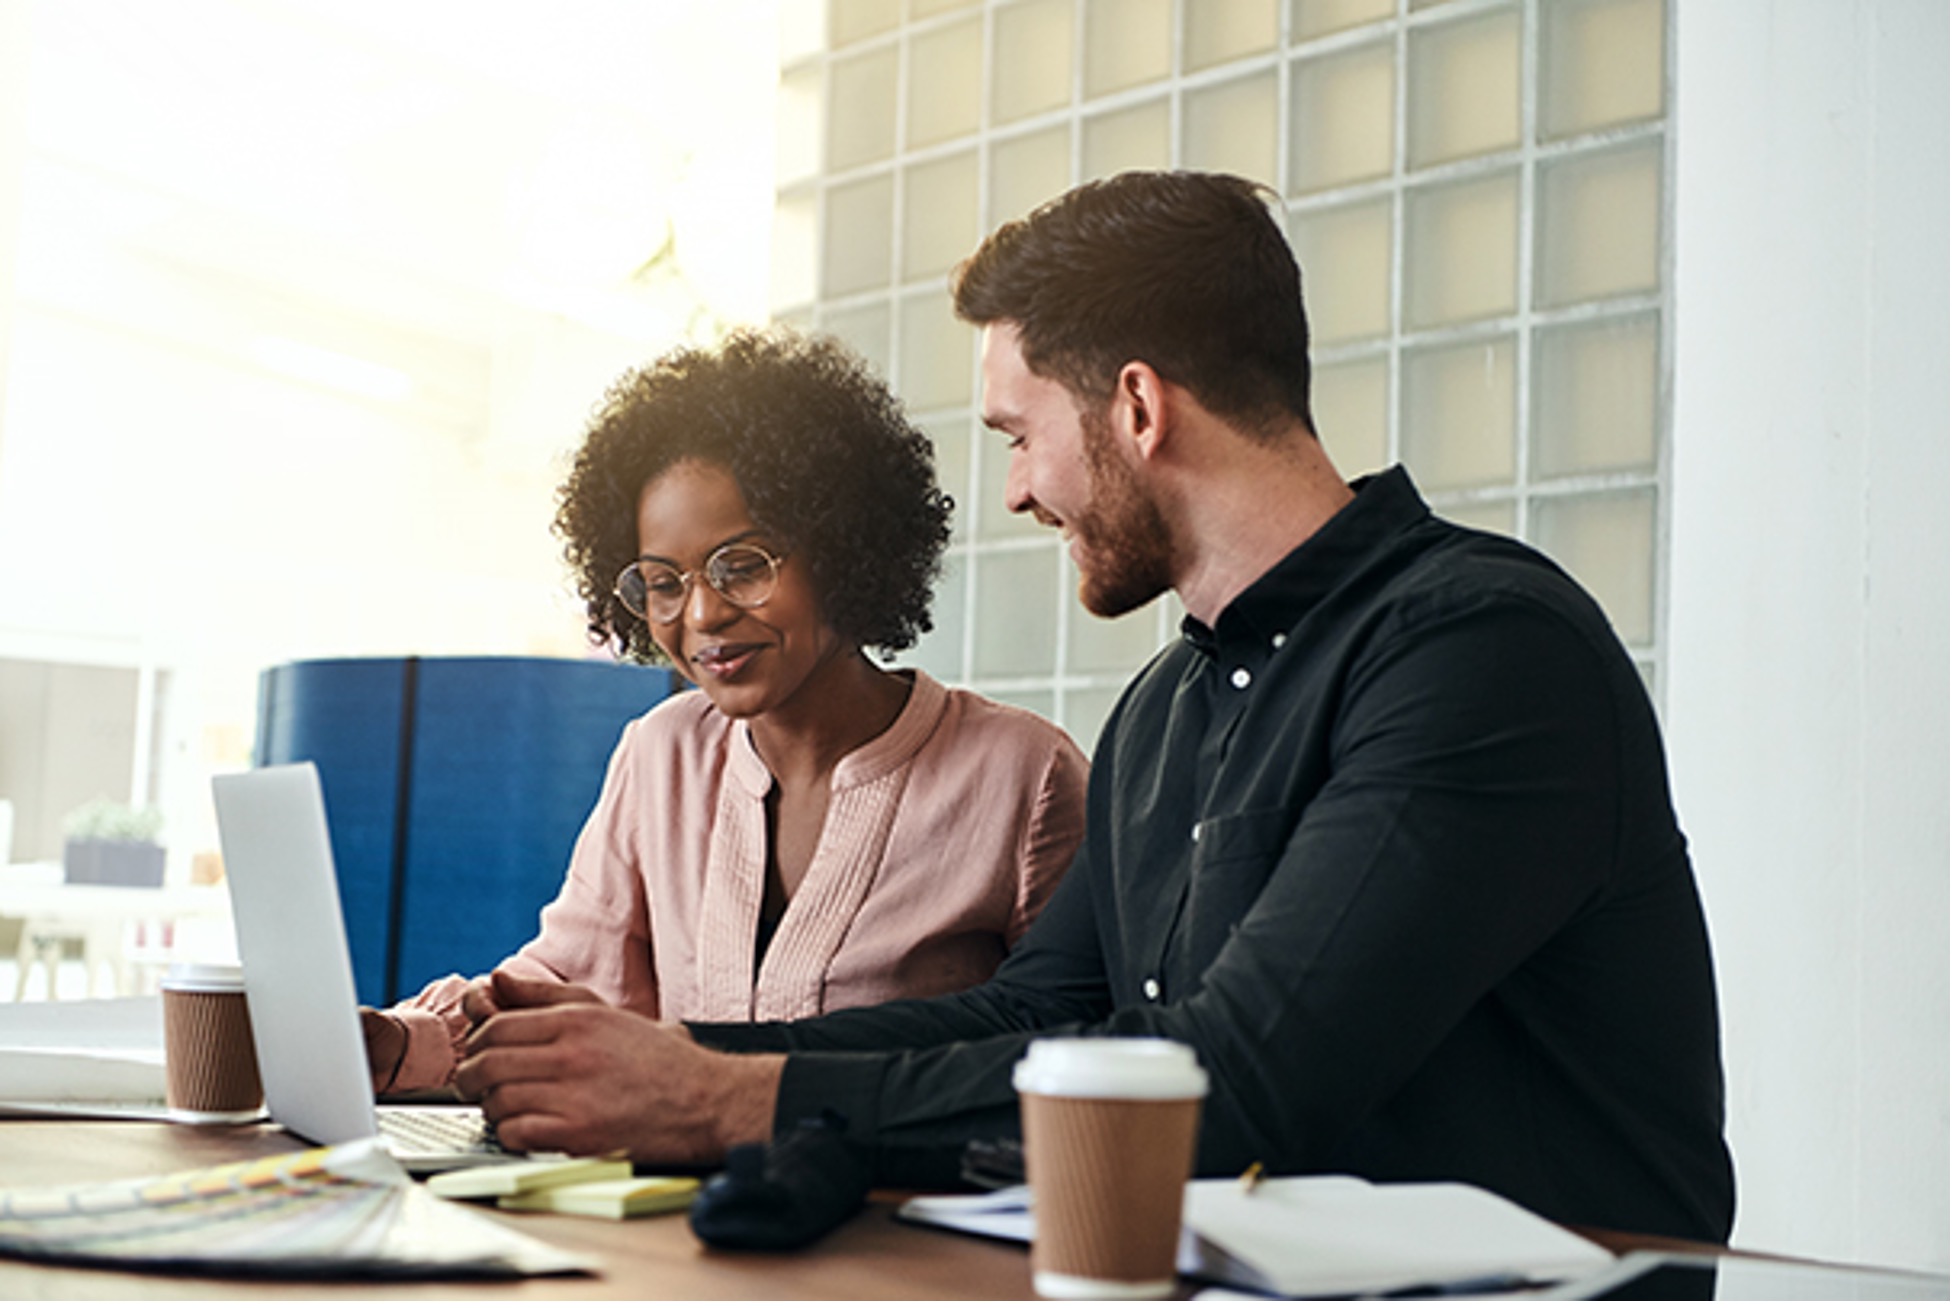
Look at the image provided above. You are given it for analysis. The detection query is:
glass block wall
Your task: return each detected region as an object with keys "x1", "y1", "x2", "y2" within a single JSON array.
[{"x1": 773, "y1": 0, "x2": 1671, "y2": 747}]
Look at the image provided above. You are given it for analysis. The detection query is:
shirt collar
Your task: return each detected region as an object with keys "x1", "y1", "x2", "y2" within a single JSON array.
[
  {"x1": 1180, "y1": 464, "x2": 1431, "y2": 659},
  {"x1": 729, "y1": 668, "x2": 948, "y2": 796}
]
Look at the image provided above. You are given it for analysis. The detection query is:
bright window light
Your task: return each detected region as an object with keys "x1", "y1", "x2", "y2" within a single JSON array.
[{"x1": 247, "y1": 336, "x2": 414, "y2": 402}]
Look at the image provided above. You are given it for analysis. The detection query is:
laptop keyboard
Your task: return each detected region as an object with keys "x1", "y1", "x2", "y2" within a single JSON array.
[{"x1": 375, "y1": 1106, "x2": 509, "y2": 1157}]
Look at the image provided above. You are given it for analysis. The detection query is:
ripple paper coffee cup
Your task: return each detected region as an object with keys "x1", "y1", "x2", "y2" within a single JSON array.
[
  {"x1": 161, "y1": 962, "x2": 263, "y2": 1123},
  {"x1": 1013, "y1": 1038, "x2": 1208, "y2": 1299}
]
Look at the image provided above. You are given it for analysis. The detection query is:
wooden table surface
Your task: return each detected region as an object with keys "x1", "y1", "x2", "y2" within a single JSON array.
[{"x1": 9, "y1": 1118, "x2": 1942, "y2": 1301}]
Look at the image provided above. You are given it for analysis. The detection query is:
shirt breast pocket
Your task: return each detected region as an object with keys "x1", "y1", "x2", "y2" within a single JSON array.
[{"x1": 1181, "y1": 806, "x2": 1294, "y2": 974}]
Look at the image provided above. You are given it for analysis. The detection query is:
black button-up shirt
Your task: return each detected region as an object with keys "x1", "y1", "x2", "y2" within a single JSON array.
[{"x1": 694, "y1": 466, "x2": 1736, "y2": 1243}]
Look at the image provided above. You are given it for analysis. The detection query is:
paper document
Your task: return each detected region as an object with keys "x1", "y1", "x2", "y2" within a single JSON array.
[
  {"x1": 0, "y1": 996, "x2": 170, "y2": 1118},
  {"x1": 897, "y1": 1186, "x2": 1034, "y2": 1243},
  {"x1": 0, "y1": 1049, "x2": 169, "y2": 1119},
  {"x1": 898, "y1": 1173, "x2": 1614, "y2": 1299}
]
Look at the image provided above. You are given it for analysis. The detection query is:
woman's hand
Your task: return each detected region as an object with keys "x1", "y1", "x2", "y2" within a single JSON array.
[
  {"x1": 459, "y1": 968, "x2": 603, "y2": 1030},
  {"x1": 457, "y1": 976, "x2": 501, "y2": 1031},
  {"x1": 358, "y1": 1007, "x2": 408, "y2": 1094}
]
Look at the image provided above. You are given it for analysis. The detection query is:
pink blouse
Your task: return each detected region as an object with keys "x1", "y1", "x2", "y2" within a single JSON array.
[{"x1": 385, "y1": 670, "x2": 1087, "y2": 1091}]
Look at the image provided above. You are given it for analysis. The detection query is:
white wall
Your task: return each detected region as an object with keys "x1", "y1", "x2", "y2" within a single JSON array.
[
  {"x1": 1670, "y1": 0, "x2": 1948, "y2": 1271},
  {"x1": 0, "y1": 1, "x2": 26, "y2": 480}
]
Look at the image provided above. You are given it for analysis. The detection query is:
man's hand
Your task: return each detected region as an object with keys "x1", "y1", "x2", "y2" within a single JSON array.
[{"x1": 453, "y1": 971, "x2": 782, "y2": 1164}]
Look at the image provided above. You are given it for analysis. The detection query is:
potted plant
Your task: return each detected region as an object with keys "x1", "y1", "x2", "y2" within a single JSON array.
[{"x1": 61, "y1": 798, "x2": 167, "y2": 887}]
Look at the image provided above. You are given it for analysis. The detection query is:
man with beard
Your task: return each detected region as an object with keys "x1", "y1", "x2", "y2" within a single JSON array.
[{"x1": 455, "y1": 171, "x2": 1736, "y2": 1245}]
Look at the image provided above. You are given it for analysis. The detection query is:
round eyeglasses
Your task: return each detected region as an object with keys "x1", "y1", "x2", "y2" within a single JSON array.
[{"x1": 614, "y1": 541, "x2": 785, "y2": 624}]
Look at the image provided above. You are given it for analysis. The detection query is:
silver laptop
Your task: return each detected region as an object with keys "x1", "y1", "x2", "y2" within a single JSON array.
[{"x1": 212, "y1": 761, "x2": 520, "y2": 1173}]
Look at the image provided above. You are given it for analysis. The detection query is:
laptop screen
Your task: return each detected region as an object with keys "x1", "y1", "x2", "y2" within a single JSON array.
[{"x1": 212, "y1": 762, "x2": 381, "y2": 1146}]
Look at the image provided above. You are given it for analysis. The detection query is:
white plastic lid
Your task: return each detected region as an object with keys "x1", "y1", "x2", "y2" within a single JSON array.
[
  {"x1": 1012, "y1": 1037, "x2": 1209, "y2": 1100},
  {"x1": 162, "y1": 961, "x2": 246, "y2": 993}
]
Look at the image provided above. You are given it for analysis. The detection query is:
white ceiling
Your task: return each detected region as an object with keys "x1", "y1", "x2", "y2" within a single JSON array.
[{"x1": 11, "y1": 0, "x2": 781, "y2": 352}]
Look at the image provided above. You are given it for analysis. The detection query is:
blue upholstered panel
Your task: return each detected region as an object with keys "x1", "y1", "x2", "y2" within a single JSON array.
[{"x1": 255, "y1": 655, "x2": 673, "y2": 1004}]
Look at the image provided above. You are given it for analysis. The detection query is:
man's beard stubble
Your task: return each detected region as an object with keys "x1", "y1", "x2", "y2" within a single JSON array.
[{"x1": 1072, "y1": 409, "x2": 1177, "y2": 619}]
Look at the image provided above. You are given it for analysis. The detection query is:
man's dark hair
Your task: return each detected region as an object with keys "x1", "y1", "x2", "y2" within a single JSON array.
[
  {"x1": 554, "y1": 327, "x2": 953, "y2": 663},
  {"x1": 951, "y1": 170, "x2": 1313, "y2": 437}
]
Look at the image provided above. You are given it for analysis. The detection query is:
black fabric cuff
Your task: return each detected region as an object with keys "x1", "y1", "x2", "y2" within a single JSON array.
[
  {"x1": 775, "y1": 1051, "x2": 887, "y2": 1140},
  {"x1": 686, "y1": 1019, "x2": 794, "y2": 1053},
  {"x1": 775, "y1": 1051, "x2": 981, "y2": 1190}
]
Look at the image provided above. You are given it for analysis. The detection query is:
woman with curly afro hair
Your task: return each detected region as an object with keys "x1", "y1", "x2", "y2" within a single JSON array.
[{"x1": 364, "y1": 328, "x2": 1088, "y2": 1097}]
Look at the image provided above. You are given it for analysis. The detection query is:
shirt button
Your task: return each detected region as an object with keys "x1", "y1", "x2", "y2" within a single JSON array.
[
  {"x1": 1142, "y1": 977, "x2": 1162, "y2": 1002},
  {"x1": 1231, "y1": 667, "x2": 1252, "y2": 689},
  {"x1": 1271, "y1": 632, "x2": 1287, "y2": 649}
]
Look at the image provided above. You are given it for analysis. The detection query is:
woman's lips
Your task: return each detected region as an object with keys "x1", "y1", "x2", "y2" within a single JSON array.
[{"x1": 691, "y1": 643, "x2": 765, "y2": 678}]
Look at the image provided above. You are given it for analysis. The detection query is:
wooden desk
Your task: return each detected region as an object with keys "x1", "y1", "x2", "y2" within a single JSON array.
[
  {"x1": 7, "y1": 1121, "x2": 1945, "y2": 1300},
  {"x1": 0, "y1": 1120, "x2": 1039, "y2": 1299}
]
